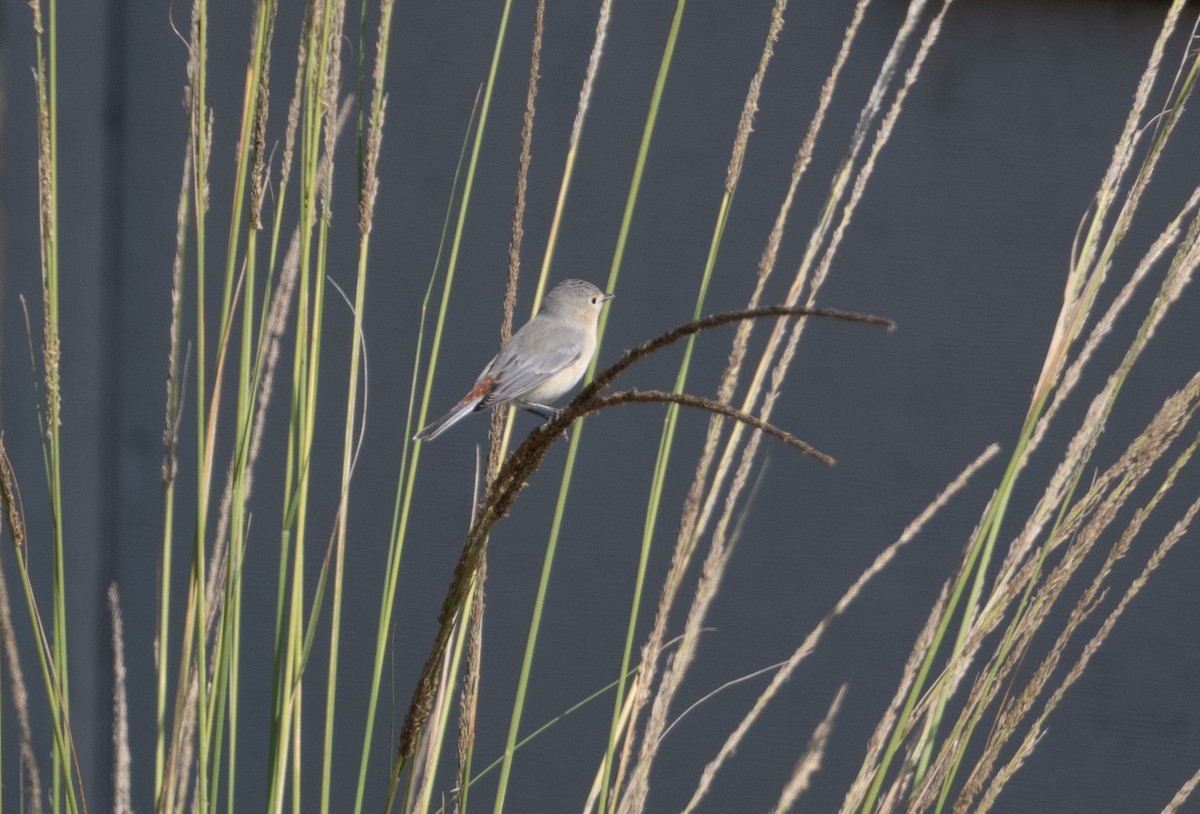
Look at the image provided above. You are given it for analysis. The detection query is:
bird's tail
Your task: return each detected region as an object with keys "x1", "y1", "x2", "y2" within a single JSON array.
[{"x1": 413, "y1": 396, "x2": 483, "y2": 441}]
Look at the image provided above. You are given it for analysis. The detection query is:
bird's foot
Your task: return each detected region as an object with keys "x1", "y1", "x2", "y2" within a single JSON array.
[
  {"x1": 523, "y1": 403, "x2": 570, "y2": 440},
  {"x1": 523, "y1": 402, "x2": 558, "y2": 420}
]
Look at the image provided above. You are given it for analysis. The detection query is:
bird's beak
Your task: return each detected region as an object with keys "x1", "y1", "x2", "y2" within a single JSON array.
[{"x1": 601, "y1": 292, "x2": 615, "y2": 302}]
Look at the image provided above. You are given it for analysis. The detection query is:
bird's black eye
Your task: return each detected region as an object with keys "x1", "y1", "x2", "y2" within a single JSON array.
[{"x1": 591, "y1": 296, "x2": 598, "y2": 304}]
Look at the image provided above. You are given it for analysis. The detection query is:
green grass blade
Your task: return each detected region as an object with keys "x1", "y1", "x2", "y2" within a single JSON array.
[{"x1": 493, "y1": 4, "x2": 688, "y2": 812}]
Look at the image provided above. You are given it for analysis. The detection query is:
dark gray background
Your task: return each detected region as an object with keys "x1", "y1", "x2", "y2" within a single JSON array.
[{"x1": 2, "y1": 0, "x2": 1198, "y2": 811}]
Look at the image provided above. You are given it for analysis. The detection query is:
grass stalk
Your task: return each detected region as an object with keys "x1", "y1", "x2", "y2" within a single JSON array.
[
  {"x1": 318, "y1": 1, "x2": 394, "y2": 812},
  {"x1": 10, "y1": 545, "x2": 81, "y2": 813},
  {"x1": 109, "y1": 586, "x2": 132, "y2": 814},
  {"x1": 601, "y1": 6, "x2": 863, "y2": 805},
  {"x1": 261, "y1": 5, "x2": 313, "y2": 808},
  {"x1": 370, "y1": 4, "x2": 516, "y2": 809},
  {"x1": 265, "y1": 0, "x2": 349, "y2": 807},
  {"x1": 26, "y1": 0, "x2": 76, "y2": 803},
  {"x1": 218, "y1": 3, "x2": 279, "y2": 808},
  {"x1": 442, "y1": 6, "x2": 546, "y2": 812},
  {"x1": 527, "y1": 0, "x2": 612, "y2": 311},
  {"x1": 975, "y1": 405, "x2": 1200, "y2": 811},
  {"x1": 684, "y1": 0, "x2": 922, "y2": 573},
  {"x1": 185, "y1": 0, "x2": 214, "y2": 801},
  {"x1": 769, "y1": 685, "x2": 847, "y2": 814},
  {"x1": 920, "y1": 195, "x2": 1200, "y2": 814},
  {"x1": 155, "y1": 107, "x2": 193, "y2": 809},
  {"x1": 493, "y1": 4, "x2": 687, "y2": 812},
  {"x1": 1, "y1": 441, "x2": 48, "y2": 814},
  {"x1": 347, "y1": 84, "x2": 478, "y2": 813},
  {"x1": 453, "y1": 576, "x2": 486, "y2": 814},
  {"x1": 615, "y1": 2, "x2": 935, "y2": 811},
  {"x1": 684, "y1": 445, "x2": 998, "y2": 812},
  {"x1": 410, "y1": 622, "x2": 467, "y2": 813},
  {"x1": 452, "y1": 666, "x2": 638, "y2": 813},
  {"x1": 601, "y1": 2, "x2": 787, "y2": 808},
  {"x1": 843, "y1": 6, "x2": 1196, "y2": 809}
]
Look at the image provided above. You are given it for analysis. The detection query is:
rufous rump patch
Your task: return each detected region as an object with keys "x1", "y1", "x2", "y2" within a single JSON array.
[{"x1": 464, "y1": 375, "x2": 496, "y2": 404}]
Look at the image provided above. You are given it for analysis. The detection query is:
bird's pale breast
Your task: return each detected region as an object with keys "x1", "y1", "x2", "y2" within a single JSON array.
[{"x1": 519, "y1": 326, "x2": 596, "y2": 404}]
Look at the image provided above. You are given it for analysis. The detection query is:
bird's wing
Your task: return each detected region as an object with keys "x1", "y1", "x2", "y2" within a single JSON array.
[{"x1": 481, "y1": 320, "x2": 584, "y2": 406}]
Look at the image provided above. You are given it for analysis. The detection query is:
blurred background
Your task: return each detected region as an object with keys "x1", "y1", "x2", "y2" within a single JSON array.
[{"x1": 2, "y1": 0, "x2": 1198, "y2": 810}]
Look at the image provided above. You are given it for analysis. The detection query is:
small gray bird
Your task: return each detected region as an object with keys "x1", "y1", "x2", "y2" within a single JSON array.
[{"x1": 414, "y1": 279, "x2": 614, "y2": 441}]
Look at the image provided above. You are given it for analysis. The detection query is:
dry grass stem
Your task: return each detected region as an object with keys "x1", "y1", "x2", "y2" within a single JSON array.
[
  {"x1": 1033, "y1": 0, "x2": 1188, "y2": 407},
  {"x1": 570, "y1": 0, "x2": 610, "y2": 150},
  {"x1": 582, "y1": 676, "x2": 647, "y2": 814},
  {"x1": 0, "y1": 442, "x2": 43, "y2": 813},
  {"x1": 412, "y1": 640, "x2": 457, "y2": 813},
  {"x1": 207, "y1": 228, "x2": 301, "y2": 616},
  {"x1": 489, "y1": 0, "x2": 544, "y2": 470},
  {"x1": 950, "y1": 396, "x2": 1195, "y2": 811},
  {"x1": 705, "y1": 0, "x2": 868, "y2": 419},
  {"x1": 622, "y1": 465, "x2": 768, "y2": 813},
  {"x1": 1000, "y1": 210, "x2": 1200, "y2": 593},
  {"x1": 209, "y1": 227, "x2": 302, "y2": 572},
  {"x1": 999, "y1": 184, "x2": 1200, "y2": 591},
  {"x1": 26, "y1": 0, "x2": 43, "y2": 32},
  {"x1": 0, "y1": 564, "x2": 44, "y2": 814},
  {"x1": 901, "y1": 75, "x2": 1200, "y2": 806},
  {"x1": 840, "y1": 577, "x2": 951, "y2": 814},
  {"x1": 770, "y1": 685, "x2": 848, "y2": 814},
  {"x1": 156, "y1": 4, "x2": 205, "y2": 808},
  {"x1": 1082, "y1": 3, "x2": 1194, "y2": 272},
  {"x1": 452, "y1": 571, "x2": 485, "y2": 814},
  {"x1": 652, "y1": 12, "x2": 872, "y2": 785},
  {"x1": 532, "y1": 0, "x2": 611, "y2": 308},
  {"x1": 908, "y1": 371, "x2": 1200, "y2": 811},
  {"x1": 967, "y1": 422, "x2": 1200, "y2": 812},
  {"x1": 32, "y1": 30, "x2": 61, "y2": 436},
  {"x1": 162, "y1": 145, "x2": 193, "y2": 487},
  {"x1": 592, "y1": 390, "x2": 832, "y2": 464},
  {"x1": 359, "y1": 96, "x2": 386, "y2": 233},
  {"x1": 109, "y1": 585, "x2": 133, "y2": 814},
  {"x1": 724, "y1": 0, "x2": 788, "y2": 192},
  {"x1": 977, "y1": 487, "x2": 1200, "y2": 813},
  {"x1": 739, "y1": 3, "x2": 951, "y2": 537},
  {"x1": 810, "y1": 0, "x2": 950, "y2": 297},
  {"x1": 678, "y1": 444, "x2": 998, "y2": 812},
  {"x1": 619, "y1": 11, "x2": 804, "y2": 784},
  {"x1": 248, "y1": 2, "x2": 278, "y2": 230},
  {"x1": 1162, "y1": 764, "x2": 1200, "y2": 814},
  {"x1": 359, "y1": 0, "x2": 394, "y2": 233},
  {"x1": 317, "y1": 2, "x2": 348, "y2": 220},
  {"x1": 319, "y1": 97, "x2": 355, "y2": 221},
  {"x1": 627, "y1": 10, "x2": 949, "y2": 807},
  {"x1": 0, "y1": 441, "x2": 27, "y2": 549},
  {"x1": 278, "y1": 6, "x2": 307, "y2": 202},
  {"x1": 682, "y1": 0, "x2": 938, "y2": 646},
  {"x1": 164, "y1": 659, "x2": 198, "y2": 812},
  {"x1": 584, "y1": 305, "x2": 893, "y2": 399},
  {"x1": 502, "y1": 0, "x2": 542, "y2": 348}
]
